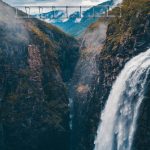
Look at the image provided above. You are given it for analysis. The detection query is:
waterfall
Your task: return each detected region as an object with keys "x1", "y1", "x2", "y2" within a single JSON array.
[{"x1": 94, "y1": 48, "x2": 150, "y2": 150}]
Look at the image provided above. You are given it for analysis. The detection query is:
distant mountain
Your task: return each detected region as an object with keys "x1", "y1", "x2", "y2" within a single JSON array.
[
  {"x1": 36, "y1": 1, "x2": 113, "y2": 37},
  {"x1": 34, "y1": 10, "x2": 65, "y2": 23}
]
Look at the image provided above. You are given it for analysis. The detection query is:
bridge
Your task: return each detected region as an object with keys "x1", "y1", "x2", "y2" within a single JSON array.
[{"x1": 14, "y1": 5, "x2": 122, "y2": 19}]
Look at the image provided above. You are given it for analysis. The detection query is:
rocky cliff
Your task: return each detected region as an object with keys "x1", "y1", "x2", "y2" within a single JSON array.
[
  {"x1": 71, "y1": 0, "x2": 150, "y2": 150},
  {"x1": 70, "y1": 21, "x2": 108, "y2": 150},
  {"x1": 0, "y1": 1, "x2": 79, "y2": 150}
]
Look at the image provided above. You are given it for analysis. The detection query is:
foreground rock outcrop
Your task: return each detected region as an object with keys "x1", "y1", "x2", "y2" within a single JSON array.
[{"x1": 0, "y1": 1, "x2": 79, "y2": 150}]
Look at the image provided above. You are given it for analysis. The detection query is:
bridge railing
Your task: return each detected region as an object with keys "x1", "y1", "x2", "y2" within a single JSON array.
[{"x1": 14, "y1": 5, "x2": 122, "y2": 20}]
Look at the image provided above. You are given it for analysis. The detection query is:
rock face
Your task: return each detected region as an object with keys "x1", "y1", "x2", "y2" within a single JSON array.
[
  {"x1": 0, "y1": 1, "x2": 79, "y2": 150},
  {"x1": 71, "y1": 0, "x2": 150, "y2": 150},
  {"x1": 70, "y1": 22, "x2": 108, "y2": 150}
]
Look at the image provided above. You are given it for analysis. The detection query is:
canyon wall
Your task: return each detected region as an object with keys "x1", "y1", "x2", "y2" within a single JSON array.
[
  {"x1": 0, "y1": 1, "x2": 79, "y2": 150},
  {"x1": 72, "y1": 0, "x2": 150, "y2": 149}
]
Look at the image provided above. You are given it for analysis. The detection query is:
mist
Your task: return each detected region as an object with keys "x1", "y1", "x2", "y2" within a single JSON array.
[{"x1": 0, "y1": 1, "x2": 29, "y2": 44}]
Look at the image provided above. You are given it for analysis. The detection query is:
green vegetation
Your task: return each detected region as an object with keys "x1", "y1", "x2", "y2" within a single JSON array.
[{"x1": 104, "y1": 0, "x2": 150, "y2": 54}]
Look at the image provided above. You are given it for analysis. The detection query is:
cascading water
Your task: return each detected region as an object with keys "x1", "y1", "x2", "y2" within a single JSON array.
[{"x1": 94, "y1": 48, "x2": 150, "y2": 150}]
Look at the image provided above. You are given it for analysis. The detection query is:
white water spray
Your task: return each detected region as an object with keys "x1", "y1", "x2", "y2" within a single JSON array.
[{"x1": 94, "y1": 48, "x2": 150, "y2": 150}]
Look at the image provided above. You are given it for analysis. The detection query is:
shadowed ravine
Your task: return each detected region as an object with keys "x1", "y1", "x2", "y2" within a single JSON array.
[
  {"x1": 67, "y1": 0, "x2": 124, "y2": 149},
  {"x1": 94, "y1": 48, "x2": 150, "y2": 150},
  {"x1": 68, "y1": 22, "x2": 108, "y2": 150}
]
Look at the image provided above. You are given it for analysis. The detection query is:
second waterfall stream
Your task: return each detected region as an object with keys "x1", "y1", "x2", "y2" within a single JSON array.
[{"x1": 94, "y1": 48, "x2": 150, "y2": 150}]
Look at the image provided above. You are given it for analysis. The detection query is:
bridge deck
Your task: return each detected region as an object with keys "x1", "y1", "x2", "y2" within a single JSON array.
[{"x1": 14, "y1": 5, "x2": 122, "y2": 19}]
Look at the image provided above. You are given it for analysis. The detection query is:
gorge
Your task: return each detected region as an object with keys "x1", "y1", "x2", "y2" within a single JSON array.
[
  {"x1": 94, "y1": 48, "x2": 150, "y2": 150},
  {"x1": 0, "y1": 0, "x2": 150, "y2": 150}
]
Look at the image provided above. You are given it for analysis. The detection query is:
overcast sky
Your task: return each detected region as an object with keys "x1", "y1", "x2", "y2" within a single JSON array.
[{"x1": 3, "y1": 0, "x2": 107, "y2": 6}]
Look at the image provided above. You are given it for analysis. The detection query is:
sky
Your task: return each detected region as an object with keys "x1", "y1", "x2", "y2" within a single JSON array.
[
  {"x1": 3, "y1": 0, "x2": 110, "y2": 16},
  {"x1": 3, "y1": 0, "x2": 107, "y2": 6}
]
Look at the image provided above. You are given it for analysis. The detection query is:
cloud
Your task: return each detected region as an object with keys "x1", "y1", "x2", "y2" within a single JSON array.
[
  {"x1": 2, "y1": 0, "x2": 107, "y2": 15},
  {"x1": 3, "y1": 0, "x2": 107, "y2": 6}
]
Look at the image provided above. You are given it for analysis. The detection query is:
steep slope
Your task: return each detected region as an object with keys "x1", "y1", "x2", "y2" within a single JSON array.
[
  {"x1": 69, "y1": 21, "x2": 108, "y2": 150},
  {"x1": 0, "y1": 1, "x2": 79, "y2": 150},
  {"x1": 70, "y1": 0, "x2": 150, "y2": 150},
  {"x1": 92, "y1": 0, "x2": 150, "y2": 150}
]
